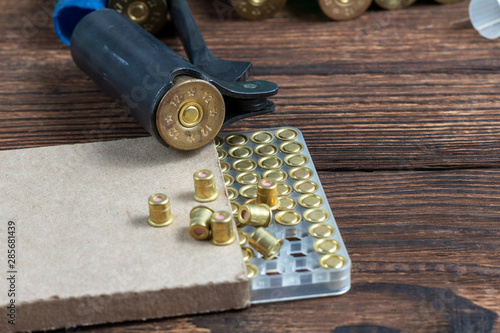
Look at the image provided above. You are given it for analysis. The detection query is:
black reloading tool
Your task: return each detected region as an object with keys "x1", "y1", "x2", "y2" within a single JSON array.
[
  {"x1": 70, "y1": 7, "x2": 278, "y2": 151},
  {"x1": 167, "y1": 0, "x2": 252, "y2": 82}
]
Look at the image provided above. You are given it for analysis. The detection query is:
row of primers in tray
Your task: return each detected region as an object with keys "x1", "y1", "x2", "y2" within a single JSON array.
[
  {"x1": 216, "y1": 130, "x2": 333, "y2": 227},
  {"x1": 231, "y1": 177, "x2": 348, "y2": 276},
  {"x1": 216, "y1": 130, "x2": 348, "y2": 275},
  {"x1": 227, "y1": 170, "x2": 348, "y2": 274}
]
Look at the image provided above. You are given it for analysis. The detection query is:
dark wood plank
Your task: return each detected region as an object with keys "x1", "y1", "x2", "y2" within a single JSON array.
[
  {"x1": 1, "y1": 1, "x2": 500, "y2": 171},
  {"x1": 57, "y1": 169, "x2": 500, "y2": 332}
]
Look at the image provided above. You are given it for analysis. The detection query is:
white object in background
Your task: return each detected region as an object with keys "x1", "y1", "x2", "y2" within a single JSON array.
[{"x1": 470, "y1": 0, "x2": 500, "y2": 39}]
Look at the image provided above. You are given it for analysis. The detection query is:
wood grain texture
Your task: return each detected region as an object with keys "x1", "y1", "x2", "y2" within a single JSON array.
[
  {"x1": 2, "y1": 0, "x2": 500, "y2": 171},
  {"x1": 0, "y1": 0, "x2": 499, "y2": 332}
]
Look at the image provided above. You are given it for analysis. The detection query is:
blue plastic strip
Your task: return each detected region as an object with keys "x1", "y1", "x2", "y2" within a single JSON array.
[{"x1": 53, "y1": 0, "x2": 108, "y2": 45}]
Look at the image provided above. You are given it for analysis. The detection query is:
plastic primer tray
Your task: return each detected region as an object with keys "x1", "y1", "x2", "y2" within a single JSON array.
[{"x1": 215, "y1": 127, "x2": 351, "y2": 303}]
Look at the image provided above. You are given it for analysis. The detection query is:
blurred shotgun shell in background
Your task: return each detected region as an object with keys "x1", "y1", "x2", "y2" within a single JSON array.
[
  {"x1": 230, "y1": 0, "x2": 287, "y2": 20},
  {"x1": 318, "y1": 0, "x2": 372, "y2": 21},
  {"x1": 108, "y1": 0, "x2": 169, "y2": 34},
  {"x1": 374, "y1": 0, "x2": 416, "y2": 10}
]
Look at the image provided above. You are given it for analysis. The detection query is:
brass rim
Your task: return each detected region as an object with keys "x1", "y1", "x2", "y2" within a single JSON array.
[{"x1": 156, "y1": 76, "x2": 225, "y2": 150}]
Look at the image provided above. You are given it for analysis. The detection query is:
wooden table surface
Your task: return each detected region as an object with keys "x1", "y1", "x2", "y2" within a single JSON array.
[{"x1": 1, "y1": 0, "x2": 499, "y2": 332}]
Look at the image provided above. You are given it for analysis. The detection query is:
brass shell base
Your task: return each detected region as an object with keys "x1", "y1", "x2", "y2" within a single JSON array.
[
  {"x1": 193, "y1": 189, "x2": 220, "y2": 202},
  {"x1": 148, "y1": 215, "x2": 174, "y2": 227},
  {"x1": 156, "y1": 76, "x2": 225, "y2": 151}
]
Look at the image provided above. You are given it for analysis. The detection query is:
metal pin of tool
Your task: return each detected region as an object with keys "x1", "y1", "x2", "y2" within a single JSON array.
[
  {"x1": 210, "y1": 211, "x2": 236, "y2": 246},
  {"x1": 148, "y1": 193, "x2": 174, "y2": 227},
  {"x1": 193, "y1": 169, "x2": 220, "y2": 202},
  {"x1": 249, "y1": 227, "x2": 283, "y2": 260},
  {"x1": 189, "y1": 206, "x2": 213, "y2": 240},
  {"x1": 256, "y1": 179, "x2": 279, "y2": 210},
  {"x1": 238, "y1": 203, "x2": 272, "y2": 228}
]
